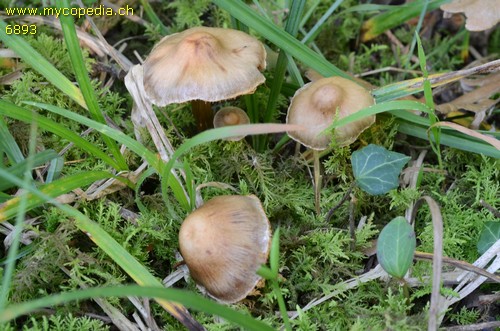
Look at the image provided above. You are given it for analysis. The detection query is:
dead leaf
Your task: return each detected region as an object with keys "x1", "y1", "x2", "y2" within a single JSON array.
[
  {"x1": 441, "y1": 0, "x2": 500, "y2": 31},
  {"x1": 436, "y1": 73, "x2": 500, "y2": 114}
]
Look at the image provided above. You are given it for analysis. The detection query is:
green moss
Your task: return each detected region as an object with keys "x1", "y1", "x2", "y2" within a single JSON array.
[{"x1": 10, "y1": 313, "x2": 109, "y2": 331}]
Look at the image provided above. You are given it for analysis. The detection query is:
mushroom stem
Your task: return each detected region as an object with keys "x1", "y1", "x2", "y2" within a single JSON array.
[
  {"x1": 191, "y1": 100, "x2": 214, "y2": 132},
  {"x1": 313, "y1": 150, "x2": 322, "y2": 215}
]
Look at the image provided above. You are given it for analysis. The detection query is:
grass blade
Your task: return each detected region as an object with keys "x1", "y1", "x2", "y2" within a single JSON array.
[
  {"x1": 0, "y1": 121, "x2": 37, "y2": 309},
  {"x1": 360, "y1": 0, "x2": 448, "y2": 41},
  {"x1": 259, "y1": 0, "x2": 305, "y2": 150},
  {"x1": 0, "y1": 100, "x2": 122, "y2": 170},
  {"x1": 0, "y1": 170, "x2": 113, "y2": 222},
  {"x1": 0, "y1": 117, "x2": 24, "y2": 165},
  {"x1": 0, "y1": 168, "x2": 204, "y2": 330},
  {"x1": 326, "y1": 100, "x2": 500, "y2": 158},
  {"x1": 0, "y1": 19, "x2": 85, "y2": 108},
  {"x1": 57, "y1": 0, "x2": 127, "y2": 170},
  {"x1": 396, "y1": 120, "x2": 500, "y2": 158},
  {"x1": 161, "y1": 123, "x2": 302, "y2": 207},
  {"x1": 0, "y1": 150, "x2": 58, "y2": 191},
  {"x1": 0, "y1": 285, "x2": 274, "y2": 331},
  {"x1": 25, "y1": 101, "x2": 190, "y2": 210},
  {"x1": 212, "y1": 0, "x2": 350, "y2": 79}
]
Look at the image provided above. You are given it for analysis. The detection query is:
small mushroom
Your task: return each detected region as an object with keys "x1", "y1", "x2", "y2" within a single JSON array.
[
  {"x1": 286, "y1": 76, "x2": 375, "y2": 150},
  {"x1": 178, "y1": 195, "x2": 271, "y2": 303},
  {"x1": 213, "y1": 106, "x2": 250, "y2": 141},
  {"x1": 286, "y1": 76, "x2": 375, "y2": 214},
  {"x1": 143, "y1": 27, "x2": 266, "y2": 131}
]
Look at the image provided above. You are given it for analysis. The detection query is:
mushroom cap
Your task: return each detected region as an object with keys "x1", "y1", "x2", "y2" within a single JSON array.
[
  {"x1": 178, "y1": 195, "x2": 271, "y2": 303},
  {"x1": 286, "y1": 76, "x2": 375, "y2": 150},
  {"x1": 143, "y1": 27, "x2": 267, "y2": 106},
  {"x1": 213, "y1": 107, "x2": 251, "y2": 141}
]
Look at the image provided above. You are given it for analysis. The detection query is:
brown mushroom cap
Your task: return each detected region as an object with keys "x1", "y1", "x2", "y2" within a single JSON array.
[
  {"x1": 143, "y1": 27, "x2": 267, "y2": 106},
  {"x1": 213, "y1": 107, "x2": 251, "y2": 141},
  {"x1": 178, "y1": 195, "x2": 271, "y2": 303},
  {"x1": 286, "y1": 76, "x2": 375, "y2": 150}
]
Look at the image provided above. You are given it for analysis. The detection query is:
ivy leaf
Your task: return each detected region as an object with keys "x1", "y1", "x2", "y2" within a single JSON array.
[
  {"x1": 351, "y1": 144, "x2": 410, "y2": 195},
  {"x1": 477, "y1": 222, "x2": 500, "y2": 255},
  {"x1": 377, "y1": 217, "x2": 416, "y2": 279}
]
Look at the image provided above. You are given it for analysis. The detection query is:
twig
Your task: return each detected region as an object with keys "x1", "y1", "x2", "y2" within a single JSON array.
[
  {"x1": 60, "y1": 266, "x2": 140, "y2": 331},
  {"x1": 356, "y1": 66, "x2": 422, "y2": 77},
  {"x1": 414, "y1": 252, "x2": 500, "y2": 283},
  {"x1": 325, "y1": 182, "x2": 355, "y2": 222},
  {"x1": 479, "y1": 199, "x2": 500, "y2": 218},
  {"x1": 348, "y1": 194, "x2": 357, "y2": 251},
  {"x1": 410, "y1": 196, "x2": 443, "y2": 331},
  {"x1": 443, "y1": 321, "x2": 500, "y2": 331},
  {"x1": 408, "y1": 59, "x2": 500, "y2": 90},
  {"x1": 384, "y1": 30, "x2": 419, "y2": 64}
]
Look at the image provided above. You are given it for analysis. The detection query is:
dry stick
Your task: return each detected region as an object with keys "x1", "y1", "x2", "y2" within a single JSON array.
[
  {"x1": 410, "y1": 196, "x2": 443, "y2": 331},
  {"x1": 443, "y1": 321, "x2": 500, "y2": 331},
  {"x1": 325, "y1": 182, "x2": 355, "y2": 222},
  {"x1": 313, "y1": 150, "x2": 321, "y2": 215},
  {"x1": 76, "y1": 0, "x2": 133, "y2": 71},
  {"x1": 60, "y1": 266, "x2": 141, "y2": 331},
  {"x1": 479, "y1": 199, "x2": 500, "y2": 218},
  {"x1": 439, "y1": 240, "x2": 500, "y2": 318},
  {"x1": 288, "y1": 264, "x2": 388, "y2": 320},
  {"x1": 478, "y1": 293, "x2": 500, "y2": 304},
  {"x1": 384, "y1": 30, "x2": 420, "y2": 65},
  {"x1": 125, "y1": 65, "x2": 197, "y2": 207},
  {"x1": 408, "y1": 59, "x2": 500, "y2": 90},
  {"x1": 348, "y1": 194, "x2": 357, "y2": 251},
  {"x1": 40, "y1": 127, "x2": 94, "y2": 177},
  {"x1": 356, "y1": 66, "x2": 422, "y2": 77},
  {"x1": 414, "y1": 252, "x2": 500, "y2": 283}
]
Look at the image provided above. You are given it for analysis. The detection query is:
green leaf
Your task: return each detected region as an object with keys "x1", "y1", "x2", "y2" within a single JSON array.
[
  {"x1": 376, "y1": 216, "x2": 416, "y2": 278},
  {"x1": 351, "y1": 144, "x2": 410, "y2": 195},
  {"x1": 477, "y1": 222, "x2": 500, "y2": 255}
]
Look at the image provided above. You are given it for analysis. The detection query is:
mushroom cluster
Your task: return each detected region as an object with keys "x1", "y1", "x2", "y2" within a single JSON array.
[
  {"x1": 143, "y1": 27, "x2": 266, "y2": 131},
  {"x1": 178, "y1": 195, "x2": 271, "y2": 303}
]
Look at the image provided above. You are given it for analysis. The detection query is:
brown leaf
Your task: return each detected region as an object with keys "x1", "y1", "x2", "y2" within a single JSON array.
[{"x1": 436, "y1": 73, "x2": 500, "y2": 114}]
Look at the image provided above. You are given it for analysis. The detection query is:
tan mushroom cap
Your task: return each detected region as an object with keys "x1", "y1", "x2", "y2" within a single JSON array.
[
  {"x1": 213, "y1": 107, "x2": 250, "y2": 141},
  {"x1": 143, "y1": 27, "x2": 267, "y2": 106},
  {"x1": 178, "y1": 195, "x2": 271, "y2": 304},
  {"x1": 286, "y1": 76, "x2": 375, "y2": 150}
]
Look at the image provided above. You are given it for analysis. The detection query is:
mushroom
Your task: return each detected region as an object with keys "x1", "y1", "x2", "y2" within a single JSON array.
[
  {"x1": 213, "y1": 106, "x2": 250, "y2": 141},
  {"x1": 178, "y1": 195, "x2": 271, "y2": 304},
  {"x1": 286, "y1": 76, "x2": 375, "y2": 213},
  {"x1": 143, "y1": 27, "x2": 267, "y2": 131}
]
